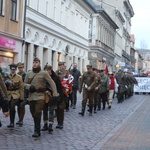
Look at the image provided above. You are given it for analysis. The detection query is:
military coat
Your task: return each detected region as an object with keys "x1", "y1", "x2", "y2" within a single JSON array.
[{"x1": 24, "y1": 70, "x2": 58, "y2": 101}]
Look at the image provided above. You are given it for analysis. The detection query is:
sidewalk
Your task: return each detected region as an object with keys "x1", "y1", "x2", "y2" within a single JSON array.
[{"x1": 100, "y1": 95, "x2": 150, "y2": 150}]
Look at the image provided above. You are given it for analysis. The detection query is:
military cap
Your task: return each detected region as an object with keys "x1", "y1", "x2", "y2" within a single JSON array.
[
  {"x1": 9, "y1": 63, "x2": 17, "y2": 70},
  {"x1": 33, "y1": 57, "x2": 40, "y2": 62},
  {"x1": 57, "y1": 70, "x2": 64, "y2": 75},
  {"x1": 17, "y1": 62, "x2": 24, "y2": 68},
  {"x1": 58, "y1": 62, "x2": 65, "y2": 66},
  {"x1": 99, "y1": 69, "x2": 104, "y2": 72},
  {"x1": 46, "y1": 65, "x2": 52, "y2": 70},
  {"x1": 86, "y1": 64, "x2": 92, "y2": 68}
]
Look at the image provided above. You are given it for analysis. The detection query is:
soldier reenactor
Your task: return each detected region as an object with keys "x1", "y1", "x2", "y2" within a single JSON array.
[
  {"x1": 0, "y1": 73, "x2": 9, "y2": 127},
  {"x1": 41, "y1": 65, "x2": 65, "y2": 132},
  {"x1": 115, "y1": 69, "x2": 127, "y2": 103},
  {"x1": 24, "y1": 58, "x2": 58, "y2": 137},
  {"x1": 55, "y1": 62, "x2": 66, "y2": 75},
  {"x1": 92, "y1": 68, "x2": 101, "y2": 113},
  {"x1": 78, "y1": 65, "x2": 96, "y2": 116},
  {"x1": 6, "y1": 64, "x2": 24, "y2": 128},
  {"x1": 98, "y1": 69, "x2": 109, "y2": 110},
  {"x1": 15, "y1": 62, "x2": 27, "y2": 126}
]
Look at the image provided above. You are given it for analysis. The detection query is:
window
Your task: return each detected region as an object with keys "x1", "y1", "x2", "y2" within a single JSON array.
[
  {"x1": 11, "y1": 0, "x2": 17, "y2": 20},
  {"x1": 0, "y1": 0, "x2": 3, "y2": 15}
]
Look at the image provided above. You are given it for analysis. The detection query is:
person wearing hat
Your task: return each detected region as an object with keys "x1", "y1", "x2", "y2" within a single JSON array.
[
  {"x1": 92, "y1": 68, "x2": 102, "y2": 113},
  {"x1": 55, "y1": 62, "x2": 66, "y2": 75},
  {"x1": 15, "y1": 62, "x2": 27, "y2": 126},
  {"x1": 41, "y1": 65, "x2": 65, "y2": 132},
  {"x1": 0, "y1": 73, "x2": 9, "y2": 127},
  {"x1": 78, "y1": 64, "x2": 97, "y2": 116},
  {"x1": 24, "y1": 58, "x2": 59, "y2": 137},
  {"x1": 7, "y1": 63, "x2": 24, "y2": 128},
  {"x1": 115, "y1": 68, "x2": 127, "y2": 103},
  {"x1": 98, "y1": 69, "x2": 109, "y2": 110}
]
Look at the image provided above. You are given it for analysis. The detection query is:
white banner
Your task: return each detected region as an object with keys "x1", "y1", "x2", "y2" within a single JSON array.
[{"x1": 134, "y1": 77, "x2": 150, "y2": 92}]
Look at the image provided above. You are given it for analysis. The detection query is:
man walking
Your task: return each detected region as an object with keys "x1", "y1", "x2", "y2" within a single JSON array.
[
  {"x1": 70, "y1": 63, "x2": 81, "y2": 109},
  {"x1": 6, "y1": 64, "x2": 24, "y2": 128},
  {"x1": 79, "y1": 65, "x2": 96, "y2": 116},
  {"x1": 24, "y1": 58, "x2": 58, "y2": 137},
  {"x1": 98, "y1": 69, "x2": 109, "y2": 110}
]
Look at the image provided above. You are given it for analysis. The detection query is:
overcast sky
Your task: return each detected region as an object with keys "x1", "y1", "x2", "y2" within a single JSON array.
[{"x1": 130, "y1": 0, "x2": 150, "y2": 49}]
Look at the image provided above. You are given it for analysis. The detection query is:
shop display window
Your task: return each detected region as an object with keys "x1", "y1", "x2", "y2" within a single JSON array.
[{"x1": 0, "y1": 56, "x2": 13, "y2": 73}]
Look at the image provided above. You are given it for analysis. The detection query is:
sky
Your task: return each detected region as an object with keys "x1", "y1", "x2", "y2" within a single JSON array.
[{"x1": 130, "y1": 0, "x2": 150, "y2": 49}]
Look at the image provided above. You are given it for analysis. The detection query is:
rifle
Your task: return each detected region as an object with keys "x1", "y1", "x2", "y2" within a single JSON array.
[
  {"x1": 44, "y1": 62, "x2": 48, "y2": 71},
  {"x1": 68, "y1": 63, "x2": 73, "y2": 72}
]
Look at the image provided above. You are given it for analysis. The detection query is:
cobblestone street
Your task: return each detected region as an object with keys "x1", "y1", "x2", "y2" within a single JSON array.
[{"x1": 0, "y1": 94, "x2": 148, "y2": 150}]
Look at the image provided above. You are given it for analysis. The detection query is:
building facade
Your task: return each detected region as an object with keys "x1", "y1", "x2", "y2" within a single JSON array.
[
  {"x1": 92, "y1": 0, "x2": 134, "y2": 70},
  {"x1": 23, "y1": 0, "x2": 94, "y2": 72},
  {"x1": 86, "y1": 0, "x2": 118, "y2": 71},
  {"x1": 0, "y1": 0, "x2": 25, "y2": 72}
]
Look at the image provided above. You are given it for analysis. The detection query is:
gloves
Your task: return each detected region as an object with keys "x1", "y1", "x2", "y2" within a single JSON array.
[
  {"x1": 29, "y1": 85, "x2": 36, "y2": 92},
  {"x1": 20, "y1": 98, "x2": 29, "y2": 107}
]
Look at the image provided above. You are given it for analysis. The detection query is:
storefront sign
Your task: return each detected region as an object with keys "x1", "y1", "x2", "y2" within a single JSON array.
[
  {"x1": 0, "y1": 36, "x2": 16, "y2": 50},
  {"x1": 134, "y1": 77, "x2": 150, "y2": 92}
]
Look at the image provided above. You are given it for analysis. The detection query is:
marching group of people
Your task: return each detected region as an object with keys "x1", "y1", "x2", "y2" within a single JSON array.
[{"x1": 0, "y1": 58, "x2": 138, "y2": 138}]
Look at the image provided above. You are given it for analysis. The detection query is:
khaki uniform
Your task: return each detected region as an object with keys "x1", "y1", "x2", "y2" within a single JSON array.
[
  {"x1": 79, "y1": 71, "x2": 96, "y2": 115},
  {"x1": 0, "y1": 73, "x2": 8, "y2": 99},
  {"x1": 7, "y1": 73, "x2": 24, "y2": 126},
  {"x1": 24, "y1": 70, "x2": 58, "y2": 101},
  {"x1": 93, "y1": 73, "x2": 101, "y2": 112},
  {"x1": 24, "y1": 69, "x2": 58, "y2": 136}
]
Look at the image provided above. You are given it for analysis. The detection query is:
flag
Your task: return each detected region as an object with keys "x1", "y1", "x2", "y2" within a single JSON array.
[{"x1": 105, "y1": 64, "x2": 109, "y2": 75}]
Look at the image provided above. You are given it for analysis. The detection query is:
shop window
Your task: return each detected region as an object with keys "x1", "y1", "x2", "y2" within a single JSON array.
[
  {"x1": 11, "y1": 0, "x2": 17, "y2": 21},
  {"x1": 0, "y1": 56, "x2": 13, "y2": 74}
]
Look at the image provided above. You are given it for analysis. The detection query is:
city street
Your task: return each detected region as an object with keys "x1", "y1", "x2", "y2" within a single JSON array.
[{"x1": 0, "y1": 93, "x2": 149, "y2": 150}]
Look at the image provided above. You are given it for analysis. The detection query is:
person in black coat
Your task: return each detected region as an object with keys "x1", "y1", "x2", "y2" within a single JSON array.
[
  {"x1": 70, "y1": 63, "x2": 81, "y2": 109},
  {"x1": 41, "y1": 65, "x2": 65, "y2": 133}
]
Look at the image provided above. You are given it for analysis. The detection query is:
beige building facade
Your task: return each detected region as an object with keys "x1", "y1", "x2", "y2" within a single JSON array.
[{"x1": 0, "y1": 0, "x2": 25, "y2": 72}]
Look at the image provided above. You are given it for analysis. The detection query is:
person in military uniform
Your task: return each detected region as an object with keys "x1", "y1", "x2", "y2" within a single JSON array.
[
  {"x1": 78, "y1": 65, "x2": 96, "y2": 116},
  {"x1": 6, "y1": 64, "x2": 24, "y2": 128},
  {"x1": 14, "y1": 62, "x2": 28, "y2": 126},
  {"x1": 24, "y1": 58, "x2": 58, "y2": 137},
  {"x1": 115, "y1": 69, "x2": 127, "y2": 103},
  {"x1": 41, "y1": 65, "x2": 65, "y2": 132},
  {"x1": 55, "y1": 62, "x2": 66, "y2": 75},
  {"x1": 98, "y1": 69, "x2": 109, "y2": 110},
  {"x1": 92, "y1": 68, "x2": 101, "y2": 113},
  {"x1": 0, "y1": 73, "x2": 9, "y2": 127}
]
